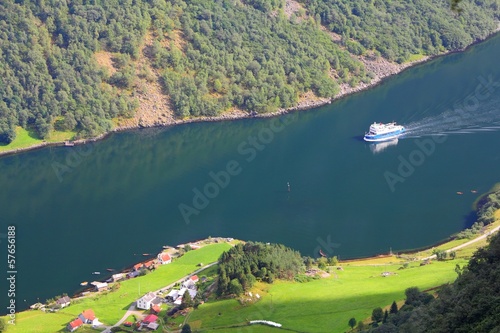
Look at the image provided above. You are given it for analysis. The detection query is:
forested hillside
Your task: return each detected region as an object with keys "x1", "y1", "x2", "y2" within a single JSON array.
[
  {"x1": 301, "y1": 0, "x2": 499, "y2": 62},
  {"x1": 1, "y1": 0, "x2": 499, "y2": 143}
]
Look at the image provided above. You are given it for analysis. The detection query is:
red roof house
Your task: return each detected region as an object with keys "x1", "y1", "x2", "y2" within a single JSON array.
[
  {"x1": 78, "y1": 309, "x2": 95, "y2": 324},
  {"x1": 67, "y1": 318, "x2": 83, "y2": 332},
  {"x1": 144, "y1": 260, "x2": 155, "y2": 269},
  {"x1": 158, "y1": 252, "x2": 172, "y2": 264},
  {"x1": 143, "y1": 314, "x2": 158, "y2": 324},
  {"x1": 150, "y1": 304, "x2": 161, "y2": 314}
]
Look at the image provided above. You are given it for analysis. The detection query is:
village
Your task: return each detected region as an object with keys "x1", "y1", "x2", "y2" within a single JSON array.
[{"x1": 32, "y1": 238, "x2": 235, "y2": 332}]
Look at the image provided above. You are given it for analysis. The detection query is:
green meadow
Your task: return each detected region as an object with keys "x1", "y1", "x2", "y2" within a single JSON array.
[
  {"x1": 188, "y1": 259, "x2": 467, "y2": 333},
  {"x1": 3, "y1": 243, "x2": 231, "y2": 333},
  {"x1": 0, "y1": 127, "x2": 76, "y2": 153}
]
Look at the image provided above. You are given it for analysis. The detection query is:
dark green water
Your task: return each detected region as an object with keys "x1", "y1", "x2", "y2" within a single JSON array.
[{"x1": 2, "y1": 34, "x2": 500, "y2": 311}]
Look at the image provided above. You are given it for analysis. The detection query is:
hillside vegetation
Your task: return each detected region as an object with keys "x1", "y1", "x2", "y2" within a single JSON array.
[
  {"x1": 360, "y1": 232, "x2": 500, "y2": 333},
  {"x1": 1, "y1": 0, "x2": 499, "y2": 143},
  {"x1": 356, "y1": 186, "x2": 500, "y2": 332}
]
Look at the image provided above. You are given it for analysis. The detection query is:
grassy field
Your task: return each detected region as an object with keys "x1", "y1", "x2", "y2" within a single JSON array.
[
  {"x1": 0, "y1": 126, "x2": 76, "y2": 153},
  {"x1": 3, "y1": 243, "x2": 231, "y2": 333},
  {"x1": 187, "y1": 259, "x2": 466, "y2": 333}
]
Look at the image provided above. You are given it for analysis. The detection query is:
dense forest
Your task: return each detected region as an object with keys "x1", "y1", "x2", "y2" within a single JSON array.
[
  {"x1": 300, "y1": 0, "x2": 499, "y2": 62},
  {"x1": 217, "y1": 242, "x2": 303, "y2": 295},
  {"x1": 1, "y1": 0, "x2": 499, "y2": 142}
]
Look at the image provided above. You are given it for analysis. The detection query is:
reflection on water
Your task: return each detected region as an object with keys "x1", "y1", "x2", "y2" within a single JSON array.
[{"x1": 369, "y1": 138, "x2": 399, "y2": 154}]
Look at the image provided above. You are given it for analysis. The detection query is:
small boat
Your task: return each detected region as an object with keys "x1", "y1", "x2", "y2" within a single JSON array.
[
  {"x1": 142, "y1": 253, "x2": 150, "y2": 256},
  {"x1": 471, "y1": 190, "x2": 478, "y2": 193},
  {"x1": 80, "y1": 281, "x2": 88, "y2": 286},
  {"x1": 106, "y1": 268, "x2": 114, "y2": 272},
  {"x1": 64, "y1": 141, "x2": 75, "y2": 147},
  {"x1": 92, "y1": 271, "x2": 101, "y2": 275},
  {"x1": 457, "y1": 192, "x2": 463, "y2": 195},
  {"x1": 319, "y1": 249, "x2": 327, "y2": 257},
  {"x1": 364, "y1": 122, "x2": 405, "y2": 142}
]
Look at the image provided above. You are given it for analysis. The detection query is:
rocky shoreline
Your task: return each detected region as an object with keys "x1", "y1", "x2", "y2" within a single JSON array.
[{"x1": 1, "y1": 28, "x2": 499, "y2": 157}]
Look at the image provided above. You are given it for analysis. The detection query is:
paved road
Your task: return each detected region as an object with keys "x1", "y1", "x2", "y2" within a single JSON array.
[
  {"x1": 422, "y1": 225, "x2": 500, "y2": 260},
  {"x1": 102, "y1": 261, "x2": 219, "y2": 332}
]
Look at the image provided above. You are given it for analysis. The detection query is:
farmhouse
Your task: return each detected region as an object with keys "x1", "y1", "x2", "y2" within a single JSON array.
[
  {"x1": 56, "y1": 296, "x2": 71, "y2": 308},
  {"x1": 66, "y1": 318, "x2": 83, "y2": 332},
  {"x1": 136, "y1": 292, "x2": 163, "y2": 310},
  {"x1": 158, "y1": 252, "x2": 172, "y2": 264},
  {"x1": 78, "y1": 309, "x2": 96, "y2": 324},
  {"x1": 182, "y1": 275, "x2": 199, "y2": 289}
]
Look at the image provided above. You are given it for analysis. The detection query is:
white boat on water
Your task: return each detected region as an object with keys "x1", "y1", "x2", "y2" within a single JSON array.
[{"x1": 364, "y1": 122, "x2": 405, "y2": 142}]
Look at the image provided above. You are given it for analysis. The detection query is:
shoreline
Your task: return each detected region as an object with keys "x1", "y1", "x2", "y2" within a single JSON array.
[{"x1": 1, "y1": 28, "x2": 499, "y2": 157}]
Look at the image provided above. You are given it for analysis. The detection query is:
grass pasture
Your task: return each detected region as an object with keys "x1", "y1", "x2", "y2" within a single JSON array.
[
  {"x1": 188, "y1": 260, "x2": 466, "y2": 333},
  {"x1": 0, "y1": 126, "x2": 76, "y2": 153}
]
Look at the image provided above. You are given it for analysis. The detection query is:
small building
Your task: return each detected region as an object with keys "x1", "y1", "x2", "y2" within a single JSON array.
[
  {"x1": 57, "y1": 296, "x2": 71, "y2": 308},
  {"x1": 166, "y1": 289, "x2": 180, "y2": 302},
  {"x1": 167, "y1": 288, "x2": 197, "y2": 303},
  {"x1": 147, "y1": 322, "x2": 160, "y2": 330},
  {"x1": 78, "y1": 309, "x2": 96, "y2": 324},
  {"x1": 182, "y1": 275, "x2": 199, "y2": 289},
  {"x1": 136, "y1": 292, "x2": 162, "y2": 310},
  {"x1": 158, "y1": 252, "x2": 172, "y2": 264},
  {"x1": 92, "y1": 282, "x2": 108, "y2": 292},
  {"x1": 127, "y1": 270, "x2": 140, "y2": 279},
  {"x1": 143, "y1": 314, "x2": 158, "y2": 325},
  {"x1": 67, "y1": 318, "x2": 83, "y2": 332},
  {"x1": 112, "y1": 273, "x2": 125, "y2": 282},
  {"x1": 133, "y1": 263, "x2": 144, "y2": 271},
  {"x1": 150, "y1": 304, "x2": 161, "y2": 314},
  {"x1": 144, "y1": 260, "x2": 156, "y2": 269}
]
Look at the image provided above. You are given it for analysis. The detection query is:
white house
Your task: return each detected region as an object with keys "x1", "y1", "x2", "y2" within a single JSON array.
[
  {"x1": 112, "y1": 273, "x2": 125, "y2": 282},
  {"x1": 90, "y1": 282, "x2": 108, "y2": 292},
  {"x1": 182, "y1": 275, "x2": 199, "y2": 289},
  {"x1": 136, "y1": 292, "x2": 162, "y2": 310},
  {"x1": 166, "y1": 288, "x2": 197, "y2": 304},
  {"x1": 157, "y1": 252, "x2": 172, "y2": 264},
  {"x1": 56, "y1": 296, "x2": 71, "y2": 308}
]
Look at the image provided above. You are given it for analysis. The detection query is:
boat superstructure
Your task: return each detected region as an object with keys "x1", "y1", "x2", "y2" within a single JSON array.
[{"x1": 363, "y1": 122, "x2": 405, "y2": 142}]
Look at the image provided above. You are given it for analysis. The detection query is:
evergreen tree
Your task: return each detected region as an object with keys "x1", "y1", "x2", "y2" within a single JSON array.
[
  {"x1": 390, "y1": 301, "x2": 398, "y2": 314},
  {"x1": 382, "y1": 309, "x2": 389, "y2": 323},
  {"x1": 180, "y1": 291, "x2": 193, "y2": 310}
]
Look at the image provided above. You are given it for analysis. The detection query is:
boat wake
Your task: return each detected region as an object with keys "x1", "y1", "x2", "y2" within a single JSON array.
[{"x1": 402, "y1": 98, "x2": 500, "y2": 138}]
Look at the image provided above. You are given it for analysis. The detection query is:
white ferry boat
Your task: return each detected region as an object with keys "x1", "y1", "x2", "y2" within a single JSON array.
[{"x1": 363, "y1": 122, "x2": 405, "y2": 142}]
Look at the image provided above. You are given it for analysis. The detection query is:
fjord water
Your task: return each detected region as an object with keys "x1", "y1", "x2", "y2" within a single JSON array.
[{"x1": 2, "y1": 34, "x2": 500, "y2": 310}]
